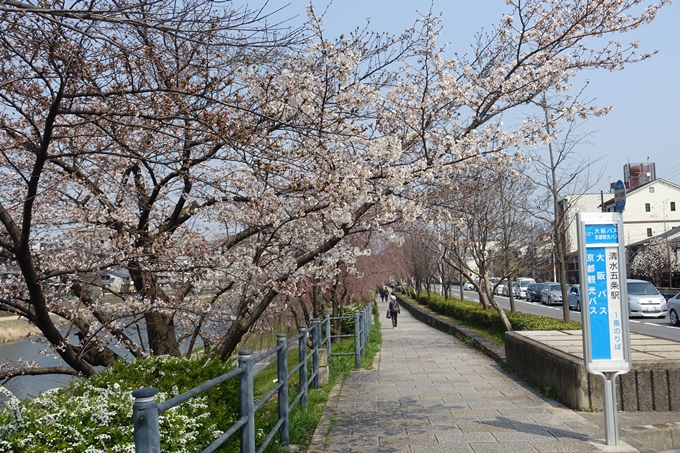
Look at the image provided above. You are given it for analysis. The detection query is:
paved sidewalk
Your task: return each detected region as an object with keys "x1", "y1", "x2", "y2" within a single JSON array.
[{"x1": 310, "y1": 301, "x2": 644, "y2": 453}]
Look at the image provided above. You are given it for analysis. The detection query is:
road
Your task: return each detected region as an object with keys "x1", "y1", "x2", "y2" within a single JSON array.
[{"x1": 458, "y1": 289, "x2": 680, "y2": 343}]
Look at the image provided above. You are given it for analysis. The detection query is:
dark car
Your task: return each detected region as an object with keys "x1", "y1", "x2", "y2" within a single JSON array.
[{"x1": 526, "y1": 282, "x2": 547, "y2": 302}]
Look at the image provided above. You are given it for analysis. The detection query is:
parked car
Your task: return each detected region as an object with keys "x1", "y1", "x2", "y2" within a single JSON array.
[
  {"x1": 541, "y1": 283, "x2": 566, "y2": 306},
  {"x1": 463, "y1": 281, "x2": 475, "y2": 291},
  {"x1": 526, "y1": 282, "x2": 547, "y2": 302},
  {"x1": 627, "y1": 279, "x2": 667, "y2": 318},
  {"x1": 568, "y1": 284, "x2": 581, "y2": 311},
  {"x1": 513, "y1": 277, "x2": 536, "y2": 299},
  {"x1": 496, "y1": 280, "x2": 508, "y2": 296},
  {"x1": 669, "y1": 292, "x2": 680, "y2": 326}
]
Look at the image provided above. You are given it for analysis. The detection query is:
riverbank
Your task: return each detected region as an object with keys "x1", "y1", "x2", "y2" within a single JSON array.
[{"x1": 0, "y1": 316, "x2": 41, "y2": 343}]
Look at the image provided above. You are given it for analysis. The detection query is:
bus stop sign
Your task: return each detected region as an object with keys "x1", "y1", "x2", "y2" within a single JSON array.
[
  {"x1": 614, "y1": 180, "x2": 626, "y2": 213},
  {"x1": 577, "y1": 212, "x2": 631, "y2": 373}
]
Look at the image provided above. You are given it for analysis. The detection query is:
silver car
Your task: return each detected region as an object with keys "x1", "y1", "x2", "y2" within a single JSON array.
[
  {"x1": 669, "y1": 292, "x2": 680, "y2": 326},
  {"x1": 541, "y1": 283, "x2": 564, "y2": 306},
  {"x1": 627, "y1": 279, "x2": 667, "y2": 318}
]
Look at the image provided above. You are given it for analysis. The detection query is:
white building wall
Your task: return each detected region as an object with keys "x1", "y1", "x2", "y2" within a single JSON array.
[
  {"x1": 606, "y1": 180, "x2": 680, "y2": 246},
  {"x1": 562, "y1": 180, "x2": 680, "y2": 252}
]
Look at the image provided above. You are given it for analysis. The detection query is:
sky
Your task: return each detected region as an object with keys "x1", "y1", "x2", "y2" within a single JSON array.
[{"x1": 240, "y1": 0, "x2": 680, "y2": 192}]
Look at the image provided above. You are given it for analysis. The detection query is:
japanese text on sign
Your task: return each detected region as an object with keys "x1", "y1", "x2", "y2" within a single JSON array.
[
  {"x1": 585, "y1": 246, "x2": 624, "y2": 361},
  {"x1": 584, "y1": 224, "x2": 618, "y2": 245}
]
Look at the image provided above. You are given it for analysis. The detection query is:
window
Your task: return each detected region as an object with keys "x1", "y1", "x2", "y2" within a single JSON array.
[
  {"x1": 649, "y1": 187, "x2": 655, "y2": 193},
  {"x1": 647, "y1": 228, "x2": 652, "y2": 237},
  {"x1": 672, "y1": 202, "x2": 676, "y2": 212},
  {"x1": 645, "y1": 203, "x2": 651, "y2": 212}
]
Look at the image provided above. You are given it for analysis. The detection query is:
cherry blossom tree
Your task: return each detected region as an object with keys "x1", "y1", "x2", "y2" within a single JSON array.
[
  {"x1": 419, "y1": 165, "x2": 540, "y2": 330},
  {"x1": 0, "y1": 0, "x2": 670, "y2": 379},
  {"x1": 629, "y1": 238, "x2": 678, "y2": 286},
  {"x1": 525, "y1": 92, "x2": 606, "y2": 322}
]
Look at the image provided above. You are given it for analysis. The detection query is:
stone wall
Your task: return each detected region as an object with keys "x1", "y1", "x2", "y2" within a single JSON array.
[{"x1": 506, "y1": 331, "x2": 680, "y2": 412}]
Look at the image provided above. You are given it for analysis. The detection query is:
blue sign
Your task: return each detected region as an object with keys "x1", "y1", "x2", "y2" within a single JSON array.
[
  {"x1": 584, "y1": 225, "x2": 618, "y2": 245},
  {"x1": 577, "y1": 212, "x2": 630, "y2": 374},
  {"x1": 614, "y1": 180, "x2": 626, "y2": 212},
  {"x1": 584, "y1": 247, "x2": 623, "y2": 360}
]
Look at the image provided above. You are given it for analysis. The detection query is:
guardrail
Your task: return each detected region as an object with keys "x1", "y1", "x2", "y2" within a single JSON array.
[{"x1": 132, "y1": 303, "x2": 373, "y2": 453}]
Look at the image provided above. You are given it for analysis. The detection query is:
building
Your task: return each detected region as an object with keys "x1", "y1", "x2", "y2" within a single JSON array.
[
  {"x1": 97, "y1": 269, "x2": 132, "y2": 293},
  {"x1": 601, "y1": 178, "x2": 680, "y2": 246},
  {"x1": 560, "y1": 177, "x2": 680, "y2": 284},
  {"x1": 560, "y1": 192, "x2": 614, "y2": 255}
]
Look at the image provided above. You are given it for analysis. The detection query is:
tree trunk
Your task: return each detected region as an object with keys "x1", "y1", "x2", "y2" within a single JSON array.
[
  {"x1": 312, "y1": 283, "x2": 325, "y2": 320},
  {"x1": 508, "y1": 275, "x2": 516, "y2": 313},
  {"x1": 487, "y1": 295, "x2": 513, "y2": 331},
  {"x1": 145, "y1": 311, "x2": 181, "y2": 356}
]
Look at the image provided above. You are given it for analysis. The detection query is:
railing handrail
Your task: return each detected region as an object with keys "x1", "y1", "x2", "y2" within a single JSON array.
[{"x1": 132, "y1": 303, "x2": 374, "y2": 453}]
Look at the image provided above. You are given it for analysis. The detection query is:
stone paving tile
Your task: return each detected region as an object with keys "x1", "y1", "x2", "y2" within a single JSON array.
[
  {"x1": 457, "y1": 421, "x2": 516, "y2": 433},
  {"x1": 422, "y1": 392, "x2": 459, "y2": 400},
  {"x1": 379, "y1": 433, "x2": 438, "y2": 446},
  {"x1": 449, "y1": 408, "x2": 501, "y2": 419},
  {"x1": 529, "y1": 439, "x2": 608, "y2": 452},
  {"x1": 468, "y1": 441, "x2": 540, "y2": 452},
  {"x1": 492, "y1": 431, "x2": 558, "y2": 442},
  {"x1": 322, "y1": 443, "x2": 392, "y2": 453},
  {"x1": 404, "y1": 424, "x2": 443, "y2": 435},
  {"x1": 430, "y1": 429, "x2": 492, "y2": 441},
  {"x1": 411, "y1": 444, "x2": 475, "y2": 453}
]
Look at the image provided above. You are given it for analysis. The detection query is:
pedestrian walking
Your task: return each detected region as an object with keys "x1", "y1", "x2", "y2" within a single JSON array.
[
  {"x1": 388, "y1": 295, "x2": 400, "y2": 328},
  {"x1": 379, "y1": 288, "x2": 386, "y2": 302}
]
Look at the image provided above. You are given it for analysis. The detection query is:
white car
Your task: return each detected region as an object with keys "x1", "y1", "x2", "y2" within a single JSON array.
[
  {"x1": 514, "y1": 278, "x2": 536, "y2": 300},
  {"x1": 496, "y1": 281, "x2": 508, "y2": 296},
  {"x1": 463, "y1": 281, "x2": 475, "y2": 291},
  {"x1": 627, "y1": 279, "x2": 667, "y2": 318},
  {"x1": 667, "y1": 292, "x2": 680, "y2": 326}
]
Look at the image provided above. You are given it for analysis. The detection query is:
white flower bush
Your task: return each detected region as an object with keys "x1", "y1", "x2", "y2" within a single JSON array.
[{"x1": 0, "y1": 356, "x2": 238, "y2": 453}]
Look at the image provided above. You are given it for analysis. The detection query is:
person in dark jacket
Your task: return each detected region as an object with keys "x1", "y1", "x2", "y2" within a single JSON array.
[{"x1": 388, "y1": 295, "x2": 400, "y2": 329}]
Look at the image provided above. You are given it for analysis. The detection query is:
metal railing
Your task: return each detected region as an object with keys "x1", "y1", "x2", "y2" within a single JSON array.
[{"x1": 132, "y1": 303, "x2": 373, "y2": 453}]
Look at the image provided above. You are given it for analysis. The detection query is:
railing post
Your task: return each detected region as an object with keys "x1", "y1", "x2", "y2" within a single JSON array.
[
  {"x1": 366, "y1": 305, "x2": 372, "y2": 345},
  {"x1": 366, "y1": 305, "x2": 371, "y2": 341},
  {"x1": 360, "y1": 310, "x2": 366, "y2": 359},
  {"x1": 312, "y1": 318, "x2": 320, "y2": 389},
  {"x1": 354, "y1": 311, "x2": 361, "y2": 369},
  {"x1": 238, "y1": 350, "x2": 255, "y2": 453},
  {"x1": 298, "y1": 326, "x2": 308, "y2": 408},
  {"x1": 276, "y1": 335, "x2": 290, "y2": 447},
  {"x1": 325, "y1": 314, "x2": 331, "y2": 360},
  {"x1": 132, "y1": 388, "x2": 160, "y2": 453}
]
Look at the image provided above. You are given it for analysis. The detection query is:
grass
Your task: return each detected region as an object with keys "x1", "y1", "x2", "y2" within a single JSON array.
[
  {"x1": 0, "y1": 317, "x2": 43, "y2": 342},
  {"x1": 400, "y1": 291, "x2": 581, "y2": 347}
]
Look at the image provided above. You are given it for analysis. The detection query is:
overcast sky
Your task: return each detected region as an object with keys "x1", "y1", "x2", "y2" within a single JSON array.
[{"x1": 240, "y1": 1, "x2": 680, "y2": 191}]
